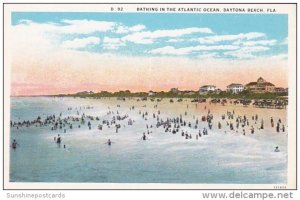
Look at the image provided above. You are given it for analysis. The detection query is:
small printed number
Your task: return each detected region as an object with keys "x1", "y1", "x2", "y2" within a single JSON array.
[{"x1": 274, "y1": 185, "x2": 286, "y2": 189}]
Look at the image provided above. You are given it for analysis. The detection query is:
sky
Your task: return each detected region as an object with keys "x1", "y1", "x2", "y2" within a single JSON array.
[{"x1": 10, "y1": 12, "x2": 288, "y2": 96}]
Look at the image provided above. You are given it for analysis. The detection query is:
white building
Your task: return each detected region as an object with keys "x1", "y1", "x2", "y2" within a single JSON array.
[
  {"x1": 199, "y1": 85, "x2": 216, "y2": 95},
  {"x1": 226, "y1": 83, "x2": 244, "y2": 94},
  {"x1": 148, "y1": 90, "x2": 157, "y2": 96}
]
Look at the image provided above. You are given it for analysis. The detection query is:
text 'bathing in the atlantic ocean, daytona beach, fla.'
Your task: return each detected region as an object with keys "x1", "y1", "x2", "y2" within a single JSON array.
[{"x1": 136, "y1": 7, "x2": 276, "y2": 13}]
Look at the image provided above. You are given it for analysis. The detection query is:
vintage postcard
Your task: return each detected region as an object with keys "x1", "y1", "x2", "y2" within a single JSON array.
[{"x1": 3, "y1": 3, "x2": 297, "y2": 189}]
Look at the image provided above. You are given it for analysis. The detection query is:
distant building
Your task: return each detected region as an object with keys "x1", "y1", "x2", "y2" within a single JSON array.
[
  {"x1": 170, "y1": 88, "x2": 179, "y2": 94},
  {"x1": 227, "y1": 83, "x2": 244, "y2": 94},
  {"x1": 148, "y1": 90, "x2": 157, "y2": 96},
  {"x1": 275, "y1": 87, "x2": 287, "y2": 94},
  {"x1": 76, "y1": 91, "x2": 94, "y2": 95},
  {"x1": 245, "y1": 77, "x2": 275, "y2": 93},
  {"x1": 199, "y1": 85, "x2": 216, "y2": 95}
]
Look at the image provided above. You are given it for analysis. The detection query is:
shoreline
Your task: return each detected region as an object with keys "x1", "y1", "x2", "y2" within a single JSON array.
[
  {"x1": 11, "y1": 95, "x2": 288, "y2": 100},
  {"x1": 10, "y1": 96, "x2": 288, "y2": 110},
  {"x1": 10, "y1": 88, "x2": 288, "y2": 100}
]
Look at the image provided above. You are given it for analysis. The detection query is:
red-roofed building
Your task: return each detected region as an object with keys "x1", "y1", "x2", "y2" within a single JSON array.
[{"x1": 245, "y1": 77, "x2": 275, "y2": 93}]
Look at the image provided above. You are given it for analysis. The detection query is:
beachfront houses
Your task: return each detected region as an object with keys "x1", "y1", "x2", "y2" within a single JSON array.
[
  {"x1": 245, "y1": 77, "x2": 275, "y2": 93},
  {"x1": 199, "y1": 85, "x2": 216, "y2": 95},
  {"x1": 226, "y1": 83, "x2": 244, "y2": 94}
]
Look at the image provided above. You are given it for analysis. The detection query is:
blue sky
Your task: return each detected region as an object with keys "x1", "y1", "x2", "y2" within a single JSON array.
[
  {"x1": 12, "y1": 12, "x2": 288, "y2": 59},
  {"x1": 10, "y1": 12, "x2": 289, "y2": 95}
]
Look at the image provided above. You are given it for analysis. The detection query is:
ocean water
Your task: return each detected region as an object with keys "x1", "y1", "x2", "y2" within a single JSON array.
[{"x1": 9, "y1": 97, "x2": 287, "y2": 183}]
